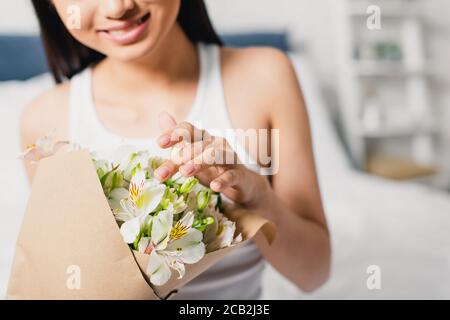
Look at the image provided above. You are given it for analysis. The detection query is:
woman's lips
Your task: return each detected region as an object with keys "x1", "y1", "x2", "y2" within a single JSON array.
[{"x1": 98, "y1": 13, "x2": 150, "y2": 45}]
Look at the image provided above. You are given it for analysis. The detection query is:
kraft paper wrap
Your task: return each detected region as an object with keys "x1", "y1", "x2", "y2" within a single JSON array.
[{"x1": 7, "y1": 150, "x2": 276, "y2": 300}]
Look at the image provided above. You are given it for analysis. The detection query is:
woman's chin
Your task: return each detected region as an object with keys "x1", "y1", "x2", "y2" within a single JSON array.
[{"x1": 104, "y1": 41, "x2": 158, "y2": 63}]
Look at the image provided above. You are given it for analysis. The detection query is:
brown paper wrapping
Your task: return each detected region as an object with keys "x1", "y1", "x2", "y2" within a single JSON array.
[{"x1": 7, "y1": 150, "x2": 276, "y2": 300}]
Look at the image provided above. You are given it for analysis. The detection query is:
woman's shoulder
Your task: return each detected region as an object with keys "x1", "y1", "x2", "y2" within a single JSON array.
[
  {"x1": 21, "y1": 82, "x2": 70, "y2": 148},
  {"x1": 219, "y1": 46, "x2": 301, "y2": 120},
  {"x1": 221, "y1": 46, "x2": 299, "y2": 98},
  {"x1": 221, "y1": 45, "x2": 293, "y2": 73}
]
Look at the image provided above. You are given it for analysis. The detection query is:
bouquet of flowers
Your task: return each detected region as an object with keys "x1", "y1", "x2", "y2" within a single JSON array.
[
  {"x1": 93, "y1": 146, "x2": 242, "y2": 286},
  {"x1": 7, "y1": 136, "x2": 275, "y2": 300}
]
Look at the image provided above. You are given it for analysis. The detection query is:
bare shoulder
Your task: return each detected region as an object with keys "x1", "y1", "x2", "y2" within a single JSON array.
[
  {"x1": 221, "y1": 46, "x2": 295, "y2": 80},
  {"x1": 220, "y1": 46, "x2": 304, "y2": 124},
  {"x1": 20, "y1": 82, "x2": 70, "y2": 149}
]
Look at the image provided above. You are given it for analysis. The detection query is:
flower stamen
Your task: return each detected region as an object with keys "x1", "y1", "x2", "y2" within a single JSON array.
[{"x1": 170, "y1": 222, "x2": 189, "y2": 240}]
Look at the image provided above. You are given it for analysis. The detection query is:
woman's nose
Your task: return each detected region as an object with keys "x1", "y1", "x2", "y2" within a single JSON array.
[{"x1": 100, "y1": 0, "x2": 136, "y2": 19}]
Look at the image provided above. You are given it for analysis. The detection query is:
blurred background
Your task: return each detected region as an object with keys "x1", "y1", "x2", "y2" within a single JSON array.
[{"x1": 1, "y1": 0, "x2": 449, "y2": 299}]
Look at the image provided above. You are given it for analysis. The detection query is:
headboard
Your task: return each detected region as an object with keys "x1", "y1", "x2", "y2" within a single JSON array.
[
  {"x1": 0, "y1": 32, "x2": 290, "y2": 81},
  {"x1": 0, "y1": 36, "x2": 49, "y2": 81}
]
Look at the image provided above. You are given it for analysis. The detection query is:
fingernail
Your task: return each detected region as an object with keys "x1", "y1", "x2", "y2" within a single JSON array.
[
  {"x1": 157, "y1": 135, "x2": 171, "y2": 146},
  {"x1": 211, "y1": 181, "x2": 222, "y2": 191},
  {"x1": 180, "y1": 164, "x2": 195, "y2": 176},
  {"x1": 155, "y1": 167, "x2": 170, "y2": 180}
]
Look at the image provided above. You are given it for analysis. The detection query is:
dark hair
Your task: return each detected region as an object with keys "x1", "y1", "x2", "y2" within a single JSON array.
[{"x1": 31, "y1": 0, "x2": 223, "y2": 83}]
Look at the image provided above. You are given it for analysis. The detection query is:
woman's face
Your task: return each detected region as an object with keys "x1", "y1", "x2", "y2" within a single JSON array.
[{"x1": 52, "y1": 0, "x2": 181, "y2": 61}]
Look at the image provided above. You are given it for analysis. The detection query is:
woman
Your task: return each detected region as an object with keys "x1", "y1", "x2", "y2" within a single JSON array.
[{"x1": 22, "y1": 0, "x2": 330, "y2": 299}]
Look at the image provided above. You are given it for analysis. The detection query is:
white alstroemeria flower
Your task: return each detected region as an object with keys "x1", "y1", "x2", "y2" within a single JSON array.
[
  {"x1": 109, "y1": 146, "x2": 149, "y2": 181},
  {"x1": 208, "y1": 193, "x2": 219, "y2": 210},
  {"x1": 138, "y1": 209, "x2": 174, "y2": 285},
  {"x1": 165, "y1": 227, "x2": 205, "y2": 264},
  {"x1": 143, "y1": 211, "x2": 205, "y2": 286},
  {"x1": 120, "y1": 214, "x2": 148, "y2": 244},
  {"x1": 20, "y1": 132, "x2": 69, "y2": 162},
  {"x1": 127, "y1": 151, "x2": 152, "y2": 180},
  {"x1": 161, "y1": 188, "x2": 187, "y2": 214},
  {"x1": 203, "y1": 208, "x2": 240, "y2": 252},
  {"x1": 116, "y1": 171, "x2": 166, "y2": 244},
  {"x1": 108, "y1": 187, "x2": 129, "y2": 213}
]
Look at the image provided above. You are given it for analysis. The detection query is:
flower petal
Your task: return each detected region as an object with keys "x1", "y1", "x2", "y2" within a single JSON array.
[
  {"x1": 179, "y1": 211, "x2": 195, "y2": 229},
  {"x1": 166, "y1": 229, "x2": 205, "y2": 264},
  {"x1": 138, "y1": 237, "x2": 150, "y2": 254},
  {"x1": 147, "y1": 251, "x2": 172, "y2": 286},
  {"x1": 20, "y1": 148, "x2": 44, "y2": 162},
  {"x1": 167, "y1": 257, "x2": 186, "y2": 279},
  {"x1": 151, "y1": 210, "x2": 173, "y2": 250},
  {"x1": 52, "y1": 141, "x2": 70, "y2": 154},
  {"x1": 138, "y1": 184, "x2": 166, "y2": 214},
  {"x1": 113, "y1": 211, "x2": 135, "y2": 223},
  {"x1": 119, "y1": 216, "x2": 142, "y2": 244},
  {"x1": 108, "y1": 188, "x2": 129, "y2": 213},
  {"x1": 206, "y1": 219, "x2": 236, "y2": 252}
]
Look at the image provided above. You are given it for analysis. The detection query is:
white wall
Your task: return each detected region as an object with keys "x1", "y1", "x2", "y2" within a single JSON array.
[
  {"x1": 205, "y1": 0, "x2": 336, "y2": 95},
  {"x1": 0, "y1": 0, "x2": 38, "y2": 34}
]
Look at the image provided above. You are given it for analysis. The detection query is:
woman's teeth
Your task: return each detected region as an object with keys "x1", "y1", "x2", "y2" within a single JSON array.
[
  {"x1": 109, "y1": 29, "x2": 131, "y2": 36},
  {"x1": 105, "y1": 14, "x2": 149, "y2": 35}
]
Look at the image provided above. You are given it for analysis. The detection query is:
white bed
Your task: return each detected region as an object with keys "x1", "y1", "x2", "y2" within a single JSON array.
[{"x1": 1, "y1": 54, "x2": 449, "y2": 299}]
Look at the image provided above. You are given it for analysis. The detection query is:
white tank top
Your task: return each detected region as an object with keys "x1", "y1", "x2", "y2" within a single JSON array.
[{"x1": 69, "y1": 43, "x2": 265, "y2": 299}]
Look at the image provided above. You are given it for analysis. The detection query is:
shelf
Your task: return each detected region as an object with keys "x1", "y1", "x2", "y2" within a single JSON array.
[
  {"x1": 353, "y1": 60, "x2": 432, "y2": 78},
  {"x1": 366, "y1": 154, "x2": 438, "y2": 180},
  {"x1": 333, "y1": 0, "x2": 438, "y2": 170},
  {"x1": 357, "y1": 124, "x2": 436, "y2": 139}
]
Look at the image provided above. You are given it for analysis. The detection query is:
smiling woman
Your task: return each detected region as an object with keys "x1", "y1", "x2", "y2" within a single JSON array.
[
  {"x1": 21, "y1": 0, "x2": 331, "y2": 299},
  {"x1": 31, "y1": 0, "x2": 222, "y2": 82},
  {"x1": 97, "y1": 12, "x2": 151, "y2": 45}
]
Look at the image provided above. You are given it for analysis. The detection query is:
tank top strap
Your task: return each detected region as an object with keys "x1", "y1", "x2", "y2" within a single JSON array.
[
  {"x1": 189, "y1": 43, "x2": 232, "y2": 131},
  {"x1": 68, "y1": 67, "x2": 104, "y2": 144}
]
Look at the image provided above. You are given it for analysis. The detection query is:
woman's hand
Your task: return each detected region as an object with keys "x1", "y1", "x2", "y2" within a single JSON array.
[{"x1": 154, "y1": 112, "x2": 271, "y2": 209}]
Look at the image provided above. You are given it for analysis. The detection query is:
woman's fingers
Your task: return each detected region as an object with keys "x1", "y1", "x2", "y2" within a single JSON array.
[
  {"x1": 179, "y1": 138, "x2": 237, "y2": 177},
  {"x1": 210, "y1": 168, "x2": 241, "y2": 192},
  {"x1": 154, "y1": 139, "x2": 213, "y2": 181},
  {"x1": 156, "y1": 139, "x2": 237, "y2": 181},
  {"x1": 158, "y1": 121, "x2": 211, "y2": 149},
  {"x1": 155, "y1": 113, "x2": 240, "y2": 184},
  {"x1": 154, "y1": 160, "x2": 178, "y2": 181}
]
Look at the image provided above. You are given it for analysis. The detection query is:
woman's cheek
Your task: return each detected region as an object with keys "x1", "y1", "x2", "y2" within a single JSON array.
[
  {"x1": 149, "y1": 1, "x2": 181, "y2": 41},
  {"x1": 52, "y1": 1, "x2": 98, "y2": 44}
]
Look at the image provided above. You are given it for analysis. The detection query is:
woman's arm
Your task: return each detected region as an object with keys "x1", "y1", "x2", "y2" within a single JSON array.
[
  {"x1": 248, "y1": 51, "x2": 330, "y2": 291},
  {"x1": 155, "y1": 49, "x2": 330, "y2": 292}
]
